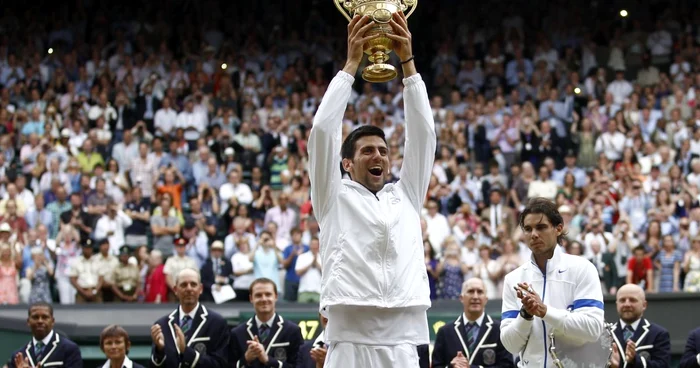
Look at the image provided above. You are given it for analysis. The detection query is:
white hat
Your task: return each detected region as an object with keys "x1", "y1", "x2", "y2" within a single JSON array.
[
  {"x1": 558, "y1": 205, "x2": 572, "y2": 214},
  {"x1": 61, "y1": 128, "x2": 71, "y2": 138},
  {"x1": 224, "y1": 147, "x2": 235, "y2": 156},
  {"x1": 211, "y1": 240, "x2": 224, "y2": 250},
  {"x1": 0, "y1": 223, "x2": 11, "y2": 232}
]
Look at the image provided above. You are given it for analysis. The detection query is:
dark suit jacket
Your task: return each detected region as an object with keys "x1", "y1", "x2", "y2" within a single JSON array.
[
  {"x1": 149, "y1": 304, "x2": 230, "y2": 368},
  {"x1": 298, "y1": 333, "x2": 326, "y2": 368},
  {"x1": 681, "y1": 326, "x2": 700, "y2": 368},
  {"x1": 230, "y1": 314, "x2": 304, "y2": 367},
  {"x1": 7, "y1": 331, "x2": 82, "y2": 368},
  {"x1": 417, "y1": 344, "x2": 430, "y2": 368},
  {"x1": 432, "y1": 314, "x2": 514, "y2": 368},
  {"x1": 611, "y1": 318, "x2": 671, "y2": 368},
  {"x1": 200, "y1": 257, "x2": 234, "y2": 302}
]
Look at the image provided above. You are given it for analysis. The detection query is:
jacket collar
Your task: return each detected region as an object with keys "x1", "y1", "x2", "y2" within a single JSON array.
[
  {"x1": 453, "y1": 314, "x2": 494, "y2": 364},
  {"x1": 342, "y1": 179, "x2": 393, "y2": 198},
  {"x1": 528, "y1": 244, "x2": 564, "y2": 274},
  {"x1": 25, "y1": 330, "x2": 60, "y2": 367},
  {"x1": 246, "y1": 314, "x2": 286, "y2": 354},
  {"x1": 101, "y1": 356, "x2": 133, "y2": 368},
  {"x1": 168, "y1": 304, "x2": 209, "y2": 354}
]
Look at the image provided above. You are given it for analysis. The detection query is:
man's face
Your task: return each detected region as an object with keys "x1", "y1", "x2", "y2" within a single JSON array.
[
  {"x1": 175, "y1": 244, "x2": 187, "y2": 256},
  {"x1": 27, "y1": 306, "x2": 54, "y2": 340},
  {"x1": 176, "y1": 272, "x2": 203, "y2": 307},
  {"x1": 291, "y1": 231, "x2": 302, "y2": 244},
  {"x1": 616, "y1": 286, "x2": 646, "y2": 324},
  {"x1": 250, "y1": 282, "x2": 277, "y2": 316},
  {"x1": 522, "y1": 213, "x2": 562, "y2": 256},
  {"x1": 343, "y1": 135, "x2": 390, "y2": 193},
  {"x1": 310, "y1": 239, "x2": 320, "y2": 254},
  {"x1": 460, "y1": 279, "x2": 487, "y2": 315}
]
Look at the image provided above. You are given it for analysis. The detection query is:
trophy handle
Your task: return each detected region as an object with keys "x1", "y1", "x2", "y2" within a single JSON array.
[
  {"x1": 334, "y1": 0, "x2": 353, "y2": 22},
  {"x1": 403, "y1": 0, "x2": 418, "y2": 19}
]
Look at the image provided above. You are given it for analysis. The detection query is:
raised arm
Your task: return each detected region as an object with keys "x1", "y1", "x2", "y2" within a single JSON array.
[
  {"x1": 308, "y1": 16, "x2": 378, "y2": 220},
  {"x1": 386, "y1": 12, "x2": 437, "y2": 211}
]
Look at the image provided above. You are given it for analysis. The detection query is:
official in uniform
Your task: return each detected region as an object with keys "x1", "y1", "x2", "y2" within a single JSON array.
[
  {"x1": 432, "y1": 278, "x2": 514, "y2": 368},
  {"x1": 69, "y1": 239, "x2": 103, "y2": 303},
  {"x1": 150, "y1": 268, "x2": 229, "y2": 368},
  {"x1": 201, "y1": 240, "x2": 233, "y2": 302},
  {"x1": 299, "y1": 314, "x2": 328, "y2": 368},
  {"x1": 6, "y1": 302, "x2": 83, "y2": 368},
  {"x1": 94, "y1": 238, "x2": 119, "y2": 302},
  {"x1": 163, "y1": 237, "x2": 198, "y2": 302},
  {"x1": 99, "y1": 324, "x2": 145, "y2": 368},
  {"x1": 112, "y1": 245, "x2": 141, "y2": 302},
  {"x1": 229, "y1": 277, "x2": 303, "y2": 367},
  {"x1": 681, "y1": 326, "x2": 700, "y2": 368},
  {"x1": 608, "y1": 284, "x2": 671, "y2": 368}
]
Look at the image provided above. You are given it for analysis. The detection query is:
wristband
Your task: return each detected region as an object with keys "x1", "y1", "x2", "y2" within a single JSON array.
[
  {"x1": 400, "y1": 56, "x2": 414, "y2": 64},
  {"x1": 520, "y1": 307, "x2": 533, "y2": 320}
]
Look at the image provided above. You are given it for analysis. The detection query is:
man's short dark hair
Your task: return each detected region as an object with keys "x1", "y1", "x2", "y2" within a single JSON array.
[
  {"x1": 341, "y1": 125, "x2": 386, "y2": 160},
  {"x1": 519, "y1": 197, "x2": 568, "y2": 243},
  {"x1": 634, "y1": 245, "x2": 646, "y2": 254},
  {"x1": 28, "y1": 302, "x2": 53, "y2": 317},
  {"x1": 249, "y1": 277, "x2": 278, "y2": 296}
]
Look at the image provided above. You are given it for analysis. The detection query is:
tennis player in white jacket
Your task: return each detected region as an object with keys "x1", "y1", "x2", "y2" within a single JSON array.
[
  {"x1": 500, "y1": 198, "x2": 606, "y2": 367},
  {"x1": 308, "y1": 13, "x2": 436, "y2": 368}
]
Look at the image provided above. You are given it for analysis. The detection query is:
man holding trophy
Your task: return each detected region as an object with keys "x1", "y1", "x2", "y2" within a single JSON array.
[
  {"x1": 500, "y1": 198, "x2": 607, "y2": 367},
  {"x1": 308, "y1": 4, "x2": 434, "y2": 368}
]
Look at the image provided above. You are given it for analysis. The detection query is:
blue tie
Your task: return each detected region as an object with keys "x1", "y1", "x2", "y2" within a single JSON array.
[
  {"x1": 623, "y1": 325, "x2": 634, "y2": 342},
  {"x1": 465, "y1": 321, "x2": 479, "y2": 353}
]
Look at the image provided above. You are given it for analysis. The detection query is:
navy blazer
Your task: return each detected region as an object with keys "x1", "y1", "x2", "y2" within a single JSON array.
[
  {"x1": 432, "y1": 314, "x2": 514, "y2": 368},
  {"x1": 230, "y1": 314, "x2": 304, "y2": 368},
  {"x1": 200, "y1": 257, "x2": 234, "y2": 302},
  {"x1": 611, "y1": 318, "x2": 671, "y2": 368},
  {"x1": 149, "y1": 304, "x2": 230, "y2": 368},
  {"x1": 298, "y1": 332, "x2": 326, "y2": 368},
  {"x1": 681, "y1": 326, "x2": 700, "y2": 368},
  {"x1": 6, "y1": 331, "x2": 82, "y2": 368}
]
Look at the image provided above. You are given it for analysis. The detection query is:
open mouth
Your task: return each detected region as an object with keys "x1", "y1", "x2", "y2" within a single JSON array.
[{"x1": 368, "y1": 166, "x2": 383, "y2": 177}]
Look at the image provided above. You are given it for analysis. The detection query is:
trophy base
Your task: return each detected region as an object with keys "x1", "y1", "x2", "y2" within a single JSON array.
[{"x1": 361, "y1": 63, "x2": 398, "y2": 83}]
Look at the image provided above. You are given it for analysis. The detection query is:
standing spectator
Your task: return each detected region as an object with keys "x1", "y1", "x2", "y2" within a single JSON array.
[
  {"x1": 627, "y1": 245, "x2": 655, "y2": 291},
  {"x1": 144, "y1": 250, "x2": 167, "y2": 304},
  {"x1": 295, "y1": 236, "x2": 322, "y2": 303},
  {"x1": 93, "y1": 203, "x2": 133, "y2": 255},
  {"x1": 26, "y1": 248, "x2": 53, "y2": 304},
  {"x1": 281, "y1": 227, "x2": 308, "y2": 302},
  {"x1": 150, "y1": 198, "x2": 181, "y2": 258},
  {"x1": 54, "y1": 226, "x2": 80, "y2": 305},
  {"x1": 0, "y1": 243, "x2": 19, "y2": 305},
  {"x1": 252, "y1": 230, "x2": 282, "y2": 290}
]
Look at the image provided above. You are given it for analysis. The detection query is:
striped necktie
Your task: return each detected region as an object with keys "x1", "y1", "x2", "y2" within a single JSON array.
[
  {"x1": 623, "y1": 325, "x2": 634, "y2": 342},
  {"x1": 34, "y1": 341, "x2": 45, "y2": 359},
  {"x1": 259, "y1": 324, "x2": 270, "y2": 342},
  {"x1": 181, "y1": 316, "x2": 193, "y2": 336},
  {"x1": 465, "y1": 321, "x2": 479, "y2": 353}
]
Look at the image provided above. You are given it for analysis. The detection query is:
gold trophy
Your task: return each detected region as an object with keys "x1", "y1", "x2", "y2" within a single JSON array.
[{"x1": 334, "y1": 0, "x2": 417, "y2": 83}]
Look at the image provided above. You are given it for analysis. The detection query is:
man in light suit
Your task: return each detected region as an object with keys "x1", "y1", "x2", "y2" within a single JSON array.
[
  {"x1": 681, "y1": 326, "x2": 700, "y2": 368},
  {"x1": 149, "y1": 268, "x2": 229, "y2": 368},
  {"x1": 608, "y1": 284, "x2": 671, "y2": 368},
  {"x1": 7, "y1": 302, "x2": 83, "y2": 368},
  {"x1": 432, "y1": 278, "x2": 514, "y2": 367},
  {"x1": 229, "y1": 277, "x2": 303, "y2": 367}
]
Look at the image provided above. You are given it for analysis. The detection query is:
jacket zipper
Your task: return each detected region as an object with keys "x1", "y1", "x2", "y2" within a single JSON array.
[
  {"x1": 541, "y1": 263, "x2": 548, "y2": 368},
  {"x1": 382, "y1": 218, "x2": 390, "y2": 307}
]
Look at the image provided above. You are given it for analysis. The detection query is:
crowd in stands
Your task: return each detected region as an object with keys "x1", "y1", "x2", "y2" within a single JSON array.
[{"x1": 1, "y1": 0, "x2": 700, "y2": 307}]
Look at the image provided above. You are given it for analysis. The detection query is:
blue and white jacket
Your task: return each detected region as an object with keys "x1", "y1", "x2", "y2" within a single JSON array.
[{"x1": 500, "y1": 245, "x2": 605, "y2": 367}]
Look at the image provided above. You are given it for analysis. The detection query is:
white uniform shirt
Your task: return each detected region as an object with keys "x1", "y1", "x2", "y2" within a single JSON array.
[
  {"x1": 295, "y1": 251, "x2": 322, "y2": 293},
  {"x1": 309, "y1": 71, "x2": 435, "y2": 345}
]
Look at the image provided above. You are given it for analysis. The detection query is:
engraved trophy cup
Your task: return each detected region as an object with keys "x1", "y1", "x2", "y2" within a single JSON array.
[
  {"x1": 334, "y1": 0, "x2": 417, "y2": 83},
  {"x1": 548, "y1": 322, "x2": 616, "y2": 368}
]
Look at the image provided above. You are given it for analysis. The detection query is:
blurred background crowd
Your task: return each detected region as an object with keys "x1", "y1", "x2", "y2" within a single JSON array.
[{"x1": 1, "y1": 0, "x2": 700, "y2": 307}]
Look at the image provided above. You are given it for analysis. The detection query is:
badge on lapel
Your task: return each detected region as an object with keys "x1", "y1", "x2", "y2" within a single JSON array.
[
  {"x1": 194, "y1": 343, "x2": 207, "y2": 355},
  {"x1": 482, "y1": 348, "x2": 496, "y2": 365},
  {"x1": 639, "y1": 351, "x2": 651, "y2": 361},
  {"x1": 274, "y1": 348, "x2": 287, "y2": 362}
]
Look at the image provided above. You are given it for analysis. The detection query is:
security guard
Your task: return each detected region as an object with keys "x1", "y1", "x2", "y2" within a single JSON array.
[
  {"x1": 112, "y1": 246, "x2": 141, "y2": 303},
  {"x1": 94, "y1": 238, "x2": 119, "y2": 302},
  {"x1": 432, "y1": 278, "x2": 514, "y2": 367},
  {"x1": 69, "y1": 239, "x2": 103, "y2": 303}
]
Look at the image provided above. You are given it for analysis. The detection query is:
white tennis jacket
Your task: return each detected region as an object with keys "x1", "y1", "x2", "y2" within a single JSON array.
[
  {"x1": 500, "y1": 245, "x2": 606, "y2": 367},
  {"x1": 308, "y1": 71, "x2": 436, "y2": 313}
]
